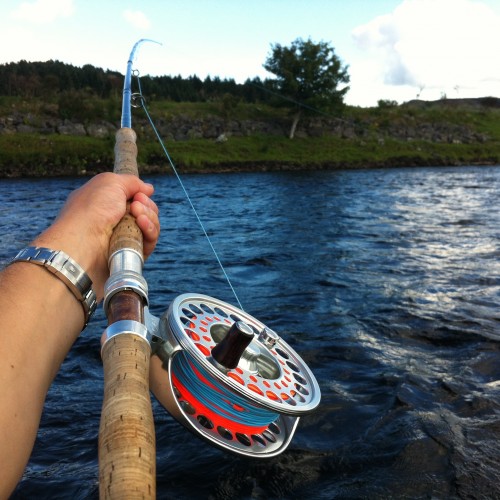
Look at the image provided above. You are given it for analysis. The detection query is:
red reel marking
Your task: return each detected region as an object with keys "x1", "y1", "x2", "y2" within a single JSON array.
[
  {"x1": 247, "y1": 384, "x2": 263, "y2": 396},
  {"x1": 195, "y1": 343, "x2": 211, "y2": 356},
  {"x1": 186, "y1": 329, "x2": 200, "y2": 341},
  {"x1": 227, "y1": 372, "x2": 245, "y2": 385},
  {"x1": 266, "y1": 391, "x2": 280, "y2": 401}
]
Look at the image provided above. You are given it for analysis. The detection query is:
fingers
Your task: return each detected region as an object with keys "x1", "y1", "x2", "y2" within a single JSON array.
[
  {"x1": 74, "y1": 173, "x2": 160, "y2": 259},
  {"x1": 132, "y1": 191, "x2": 159, "y2": 215},
  {"x1": 130, "y1": 194, "x2": 160, "y2": 259},
  {"x1": 93, "y1": 174, "x2": 160, "y2": 260},
  {"x1": 118, "y1": 174, "x2": 155, "y2": 200},
  {"x1": 104, "y1": 173, "x2": 160, "y2": 259}
]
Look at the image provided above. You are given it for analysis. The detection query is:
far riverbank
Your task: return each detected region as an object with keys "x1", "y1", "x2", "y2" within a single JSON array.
[{"x1": 1, "y1": 97, "x2": 500, "y2": 177}]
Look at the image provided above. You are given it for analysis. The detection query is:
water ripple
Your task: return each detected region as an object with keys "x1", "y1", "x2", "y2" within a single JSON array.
[{"x1": 4, "y1": 165, "x2": 499, "y2": 499}]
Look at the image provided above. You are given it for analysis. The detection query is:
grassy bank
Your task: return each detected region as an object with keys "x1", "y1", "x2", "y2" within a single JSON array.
[
  {"x1": 146, "y1": 134, "x2": 500, "y2": 171},
  {"x1": 1, "y1": 97, "x2": 500, "y2": 176},
  {"x1": 1, "y1": 133, "x2": 498, "y2": 177}
]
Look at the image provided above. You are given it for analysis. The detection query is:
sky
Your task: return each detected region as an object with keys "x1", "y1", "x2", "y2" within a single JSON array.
[{"x1": 1, "y1": 0, "x2": 500, "y2": 107}]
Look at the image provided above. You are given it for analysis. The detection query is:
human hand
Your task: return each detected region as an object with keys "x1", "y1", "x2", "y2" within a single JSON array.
[
  {"x1": 33, "y1": 172, "x2": 160, "y2": 300},
  {"x1": 129, "y1": 191, "x2": 160, "y2": 259}
]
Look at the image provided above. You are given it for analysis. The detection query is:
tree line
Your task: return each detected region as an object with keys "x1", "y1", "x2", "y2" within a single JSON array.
[
  {"x1": 1, "y1": 38, "x2": 350, "y2": 139},
  {"x1": 0, "y1": 59, "x2": 273, "y2": 103}
]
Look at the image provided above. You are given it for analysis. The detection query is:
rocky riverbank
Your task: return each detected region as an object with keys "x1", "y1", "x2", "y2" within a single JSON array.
[
  {"x1": 0, "y1": 100, "x2": 492, "y2": 144},
  {"x1": 1, "y1": 97, "x2": 499, "y2": 177}
]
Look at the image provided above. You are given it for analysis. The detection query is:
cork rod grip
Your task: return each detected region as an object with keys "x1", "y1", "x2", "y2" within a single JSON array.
[
  {"x1": 98, "y1": 127, "x2": 156, "y2": 498},
  {"x1": 109, "y1": 128, "x2": 143, "y2": 256},
  {"x1": 99, "y1": 335, "x2": 156, "y2": 498},
  {"x1": 114, "y1": 127, "x2": 139, "y2": 176}
]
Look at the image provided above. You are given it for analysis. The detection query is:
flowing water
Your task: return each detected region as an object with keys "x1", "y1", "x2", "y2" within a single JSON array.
[{"x1": 2, "y1": 165, "x2": 499, "y2": 499}]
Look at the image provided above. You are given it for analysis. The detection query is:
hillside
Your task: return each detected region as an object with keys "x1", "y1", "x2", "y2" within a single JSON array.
[{"x1": 1, "y1": 95, "x2": 500, "y2": 177}]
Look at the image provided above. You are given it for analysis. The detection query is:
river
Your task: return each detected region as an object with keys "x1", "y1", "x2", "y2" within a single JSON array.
[{"x1": 2, "y1": 165, "x2": 499, "y2": 499}]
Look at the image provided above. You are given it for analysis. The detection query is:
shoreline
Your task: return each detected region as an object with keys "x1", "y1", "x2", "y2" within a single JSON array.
[
  {"x1": 1, "y1": 157, "x2": 498, "y2": 179},
  {"x1": 2, "y1": 96, "x2": 500, "y2": 178}
]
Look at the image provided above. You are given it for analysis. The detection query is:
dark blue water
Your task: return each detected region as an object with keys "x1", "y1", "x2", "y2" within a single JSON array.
[{"x1": 2, "y1": 166, "x2": 499, "y2": 499}]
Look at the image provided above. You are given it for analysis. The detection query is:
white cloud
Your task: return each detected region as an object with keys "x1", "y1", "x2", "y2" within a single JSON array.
[
  {"x1": 351, "y1": 0, "x2": 500, "y2": 104},
  {"x1": 123, "y1": 9, "x2": 151, "y2": 30},
  {"x1": 11, "y1": 0, "x2": 74, "y2": 24}
]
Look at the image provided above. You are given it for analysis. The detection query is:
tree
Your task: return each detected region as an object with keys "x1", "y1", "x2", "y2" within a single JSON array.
[{"x1": 264, "y1": 38, "x2": 350, "y2": 138}]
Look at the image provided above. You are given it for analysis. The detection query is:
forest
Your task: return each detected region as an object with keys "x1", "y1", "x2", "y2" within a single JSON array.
[{"x1": 0, "y1": 59, "x2": 272, "y2": 103}]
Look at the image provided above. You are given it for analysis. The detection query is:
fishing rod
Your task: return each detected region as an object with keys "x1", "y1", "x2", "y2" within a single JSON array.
[
  {"x1": 99, "y1": 40, "x2": 321, "y2": 498},
  {"x1": 98, "y1": 38, "x2": 158, "y2": 499}
]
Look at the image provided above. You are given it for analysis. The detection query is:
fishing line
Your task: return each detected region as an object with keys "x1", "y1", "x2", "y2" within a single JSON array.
[
  {"x1": 153, "y1": 293, "x2": 322, "y2": 457},
  {"x1": 172, "y1": 351, "x2": 278, "y2": 430},
  {"x1": 101, "y1": 39, "x2": 320, "y2": 462},
  {"x1": 132, "y1": 71, "x2": 244, "y2": 311}
]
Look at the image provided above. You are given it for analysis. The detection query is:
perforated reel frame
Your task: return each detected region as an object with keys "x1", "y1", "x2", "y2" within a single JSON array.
[
  {"x1": 150, "y1": 352, "x2": 300, "y2": 457},
  {"x1": 149, "y1": 293, "x2": 321, "y2": 457}
]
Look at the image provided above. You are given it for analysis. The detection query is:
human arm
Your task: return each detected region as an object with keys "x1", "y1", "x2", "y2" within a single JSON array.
[{"x1": 0, "y1": 173, "x2": 160, "y2": 497}]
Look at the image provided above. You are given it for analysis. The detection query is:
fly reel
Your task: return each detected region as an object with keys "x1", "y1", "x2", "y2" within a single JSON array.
[{"x1": 149, "y1": 293, "x2": 321, "y2": 458}]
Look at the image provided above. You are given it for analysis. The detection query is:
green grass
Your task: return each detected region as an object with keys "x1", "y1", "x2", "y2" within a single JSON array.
[
  {"x1": 1, "y1": 97, "x2": 500, "y2": 176},
  {"x1": 1, "y1": 132, "x2": 499, "y2": 177},
  {"x1": 140, "y1": 134, "x2": 500, "y2": 173},
  {"x1": 0, "y1": 134, "x2": 113, "y2": 176}
]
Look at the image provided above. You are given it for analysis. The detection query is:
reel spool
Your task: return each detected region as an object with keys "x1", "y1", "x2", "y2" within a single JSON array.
[{"x1": 149, "y1": 293, "x2": 321, "y2": 458}]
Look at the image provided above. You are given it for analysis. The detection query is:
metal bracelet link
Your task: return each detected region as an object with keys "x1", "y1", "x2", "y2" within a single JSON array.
[{"x1": 10, "y1": 246, "x2": 97, "y2": 328}]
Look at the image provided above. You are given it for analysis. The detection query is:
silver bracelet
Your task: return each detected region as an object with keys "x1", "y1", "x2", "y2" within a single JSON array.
[{"x1": 10, "y1": 246, "x2": 97, "y2": 329}]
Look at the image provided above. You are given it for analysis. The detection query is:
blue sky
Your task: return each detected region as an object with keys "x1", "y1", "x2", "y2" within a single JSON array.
[{"x1": 2, "y1": 0, "x2": 500, "y2": 106}]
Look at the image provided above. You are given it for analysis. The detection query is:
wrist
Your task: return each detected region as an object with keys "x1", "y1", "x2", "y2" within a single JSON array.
[
  {"x1": 32, "y1": 222, "x2": 108, "y2": 301},
  {"x1": 10, "y1": 246, "x2": 97, "y2": 329}
]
